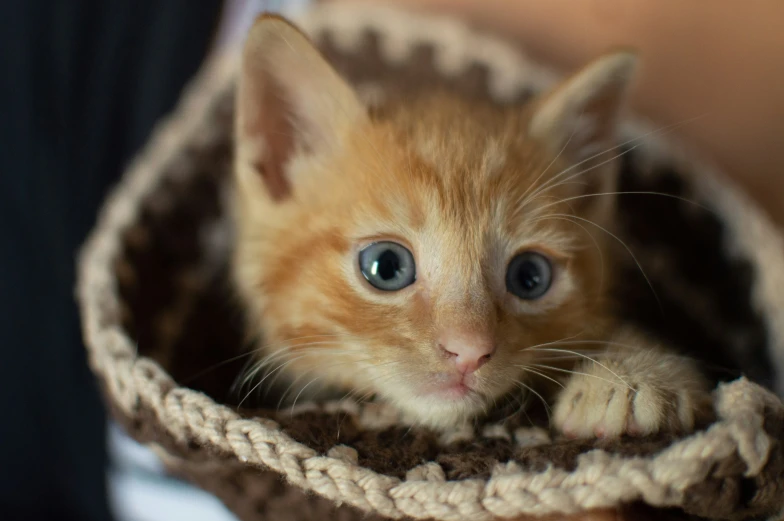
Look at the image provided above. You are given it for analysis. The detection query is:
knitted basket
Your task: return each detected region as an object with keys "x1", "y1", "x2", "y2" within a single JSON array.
[{"x1": 77, "y1": 4, "x2": 784, "y2": 521}]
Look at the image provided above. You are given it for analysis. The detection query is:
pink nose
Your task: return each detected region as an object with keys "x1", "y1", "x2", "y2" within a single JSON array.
[{"x1": 439, "y1": 330, "x2": 496, "y2": 374}]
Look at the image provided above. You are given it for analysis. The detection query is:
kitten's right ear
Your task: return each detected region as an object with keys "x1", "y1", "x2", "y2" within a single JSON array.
[
  {"x1": 528, "y1": 50, "x2": 638, "y2": 166},
  {"x1": 526, "y1": 51, "x2": 637, "y2": 216},
  {"x1": 235, "y1": 15, "x2": 366, "y2": 201}
]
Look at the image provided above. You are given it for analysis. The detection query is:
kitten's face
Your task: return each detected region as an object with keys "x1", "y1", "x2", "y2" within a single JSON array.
[{"x1": 233, "y1": 16, "x2": 635, "y2": 429}]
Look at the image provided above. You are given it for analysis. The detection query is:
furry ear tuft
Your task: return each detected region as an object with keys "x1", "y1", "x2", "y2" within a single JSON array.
[
  {"x1": 528, "y1": 50, "x2": 638, "y2": 216},
  {"x1": 529, "y1": 50, "x2": 638, "y2": 164},
  {"x1": 235, "y1": 15, "x2": 366, "y2": 201}
]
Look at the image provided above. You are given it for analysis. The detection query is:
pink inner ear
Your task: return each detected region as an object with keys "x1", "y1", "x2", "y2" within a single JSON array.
[
  {"x1": 243, "y1": 72, "x2": 294, "y2": 202},
  {"x1": 566, "y1": 88, "x2": 623, "y2": 164}
]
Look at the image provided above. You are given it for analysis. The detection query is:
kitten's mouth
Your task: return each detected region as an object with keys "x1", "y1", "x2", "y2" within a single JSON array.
[{"x1": 420, "y1": 372, "x2": 479, "y2": 400}]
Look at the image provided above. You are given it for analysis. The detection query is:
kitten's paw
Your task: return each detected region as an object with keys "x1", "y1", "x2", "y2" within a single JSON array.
[{"x1": 551, "y1": 354, "x2": 712, "y2": 439}]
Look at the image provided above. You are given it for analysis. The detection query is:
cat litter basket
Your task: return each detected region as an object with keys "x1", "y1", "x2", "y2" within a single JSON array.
[{"x1": 77, "y1": 4, "x2": 784, "y2": 520}]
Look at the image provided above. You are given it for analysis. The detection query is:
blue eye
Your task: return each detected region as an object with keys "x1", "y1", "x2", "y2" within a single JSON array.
[
  {"x1": 359, "y1": 242, "x2": 416, "y2": 291},
  {"x1": 506, "y1": 251, "x2": 553, "y2": 300}
]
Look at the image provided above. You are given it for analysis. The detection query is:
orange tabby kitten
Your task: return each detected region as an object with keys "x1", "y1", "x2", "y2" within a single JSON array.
[{"x1": 231, "y1": 15, "x2": 712, "y2": 437}]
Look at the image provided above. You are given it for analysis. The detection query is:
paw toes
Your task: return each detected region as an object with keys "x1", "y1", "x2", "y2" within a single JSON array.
[
  {"x1": 595, "y1": 387, "x2": 632, "y2": 438},
  {"x1": 554, "y1": 383, "x2": 635, "y2": 439},
  {"x1": 551, "y1": 355, "x2": 712, "y2": 441},
  {"x1": 553, "y1": 388, "x2": 582, "y2": 436},
  {"x1": 675, "y1": 391, "x2": 696, "y2": 432},
  {"x1": 630, "y1": 384, "x2": 666, "y2": 436}
]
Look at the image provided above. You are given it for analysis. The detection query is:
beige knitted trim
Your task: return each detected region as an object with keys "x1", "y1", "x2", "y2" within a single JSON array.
[{"x1": 77, "y1": 4, "x2": 784, "y2": 520}]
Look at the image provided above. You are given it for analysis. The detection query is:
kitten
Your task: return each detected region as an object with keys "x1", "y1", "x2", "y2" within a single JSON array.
[{"x1": 231, "y1": 15, "x2": 713, "y2": 438}]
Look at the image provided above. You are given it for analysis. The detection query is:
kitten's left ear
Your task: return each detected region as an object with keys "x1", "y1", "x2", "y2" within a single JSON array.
[
  {"x1": 529, "y1": 50, "x2": 638, "y2": 168},
  {"x1": 235, "y1": 15, "x2": 367, "y2": 201}
]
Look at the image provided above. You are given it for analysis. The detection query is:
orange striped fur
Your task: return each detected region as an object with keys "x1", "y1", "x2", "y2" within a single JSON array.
[{"x1": 231, "y1": 16, "x2": 712, "y2": 434}]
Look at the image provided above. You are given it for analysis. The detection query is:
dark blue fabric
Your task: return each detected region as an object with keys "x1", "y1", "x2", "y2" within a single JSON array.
[{"x1": 0, "y1": 2, "x2": 223, "y2": 519}]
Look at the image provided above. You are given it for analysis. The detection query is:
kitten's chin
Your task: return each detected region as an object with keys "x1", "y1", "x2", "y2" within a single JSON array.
[
  {"x1": 398, "y1": 395, "x2": 488, "y2": 431},
  {"x1": 369, "y1": 371, "x2": 499, "y2": 430},
  {"x1": 418, "y1": 373, "x2": 478, "y2": 400},
  {"x1": 385, "y1": 388, "x2": 489, "y2": 431}
]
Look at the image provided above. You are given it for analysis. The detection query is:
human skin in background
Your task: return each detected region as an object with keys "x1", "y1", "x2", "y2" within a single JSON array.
[{"x1": 328, "y1": 0, "x2": 784, "y2": 227}]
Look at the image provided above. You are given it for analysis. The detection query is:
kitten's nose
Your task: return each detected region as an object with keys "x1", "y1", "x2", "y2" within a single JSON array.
[{"x1": 439, "y1": 330, "x2": 496, "y2": 374}]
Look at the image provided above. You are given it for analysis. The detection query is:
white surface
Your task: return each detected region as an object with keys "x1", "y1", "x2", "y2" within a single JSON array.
[
  {"x1": 108, "y1": 470, "x2": 239, "y2": 521},
  {"x1": 107, "y1": 423, "x2": 240, "y2": 521},
  {"x1": 107, "y1": 423, "x2": 164, "y2": 475}
]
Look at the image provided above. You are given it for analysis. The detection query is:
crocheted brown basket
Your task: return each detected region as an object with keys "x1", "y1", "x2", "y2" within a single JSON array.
[{"x1": 77, "y1": 4, "x2": 784, "y2": 521}]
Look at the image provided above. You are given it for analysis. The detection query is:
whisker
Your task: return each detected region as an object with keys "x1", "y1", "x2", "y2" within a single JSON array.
[
  {"x1": 180, "y1": 351, "x2": 258, "y2": 385},
  {"x1": 534, "y1": 190, "x2": 713, "y2": 215},
  {"x1": 238, "y1": 341, "x2": 357, "y2": 390},
  {"x1": 201, "y1": 336, "x2": 359, "y2": 393},
  {"x1": 237, "y1": 355, "x2": 311, "y2": 407},
  {"x1": 517, "y1": 123, "x2": 579, "y2": 205},
  {"x1": 516, "y1": 365, "x2": 565, "y2": 389},
  {"x1": 253, "y1": 333, "x2": 361, "y2": 354},
  {"x1": 553, "y1": 215, "x2": 605, "y2": 300},
  {"x1": 518, "y1": 113, "x2": 709, "y2": 212},
  {"x1": 496, "y1": 389, "x2": 533, "y2": 427},
  {"x1": 334, "y1": 364, "x2": 410, "y2": 405},
  {"x1": 526, "y1": 347, "x2": 633, "y2": 391},
  {"x1": 237, "y1": 344, "x2": 362, "y2": 406},
  {"x1": 514, "y1": 380, "x2": 551, "y2": 421},
  {"x1": 546, "y1": 213, "x2": 662, "y2": 314},
  {"x1": 276, "y1": 355, "x2": 383, "y2": 409},
  {"x1": 515, "y1": 332, "x2": 588, "y2": 353},
  {"x1": 528, "y1": 363, "x2": 636, "y2": 393},
  {"x1": 289, "y1": 376, "x2": 323, "y2": 413},
  {"x1": 522, "y1": 142, "x2": 636, "y2": 210},
  {"x1": 520, "y1": 339, "x2": 644, "y2": 353}
]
